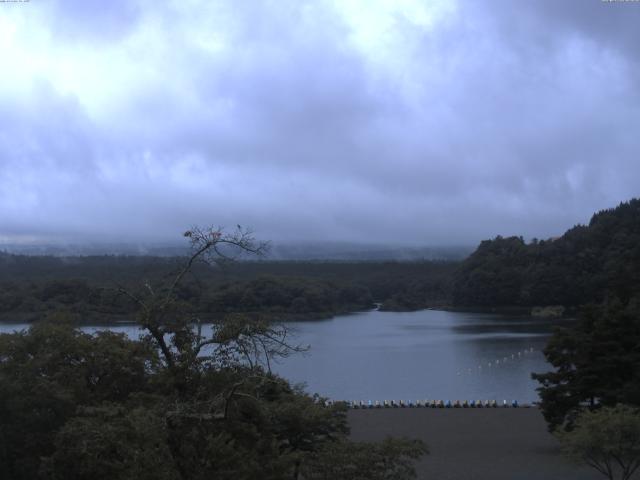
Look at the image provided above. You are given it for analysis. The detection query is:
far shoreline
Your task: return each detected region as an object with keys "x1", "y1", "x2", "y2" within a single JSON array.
[{"x1": 0, "y1": 304, "x2": 575, "y2": 326}]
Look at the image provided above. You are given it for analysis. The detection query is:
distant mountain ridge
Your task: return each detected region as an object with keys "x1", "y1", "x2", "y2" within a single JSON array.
[
  {"x1": 452, "y1": 198, "x2": 640, "y2": 308},
  {"x1": 0, "y1": 242, "x2": 473, "y2": 262}
]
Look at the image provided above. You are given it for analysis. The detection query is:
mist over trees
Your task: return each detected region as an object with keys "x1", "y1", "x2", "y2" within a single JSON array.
[{"x1": 3, "y1": 198, "x2": 639, "y2": 323}]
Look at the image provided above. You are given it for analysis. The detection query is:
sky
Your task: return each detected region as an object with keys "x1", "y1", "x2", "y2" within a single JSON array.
[{"x1": 1, "y1": 0, "x2": 639, "y2": 247}]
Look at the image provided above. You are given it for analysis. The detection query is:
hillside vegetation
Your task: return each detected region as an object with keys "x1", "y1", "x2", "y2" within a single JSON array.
[
  {"x1": 0, "y1": 255, "x2": 455, "y2": 323},
  {"x1": 452, "y1": 199, "x2": 640, "y2": 309}
]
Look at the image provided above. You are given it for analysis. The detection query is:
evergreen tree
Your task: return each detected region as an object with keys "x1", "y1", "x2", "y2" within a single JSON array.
[{"x1": 532, "y1": 297, "x2": 640, "y2": 431}]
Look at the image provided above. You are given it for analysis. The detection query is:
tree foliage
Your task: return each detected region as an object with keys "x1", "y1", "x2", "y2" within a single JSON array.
[
  {"x1": 453, "y1": 199, "x2": 640, "y2": 308},
  {"x1": 532, "y1": 297, "x2": 640, "y2": 431},
  {"x1": 0, "y1": 318, "x2": 159, "y2": 479},
  {"x1": 0, "y1": 256, "x2": 459, "y2": 322},
  {"x1": 0, "y1": 226, "x2": 427, "y2": 479},
  {"x1": 557, "y1": 405, "x2": 640, "y2": 480}
]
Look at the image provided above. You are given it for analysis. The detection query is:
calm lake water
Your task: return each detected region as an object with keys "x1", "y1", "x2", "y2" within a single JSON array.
[{"x1": 0, "y1": 309, "x2": 560, "y2": 402}]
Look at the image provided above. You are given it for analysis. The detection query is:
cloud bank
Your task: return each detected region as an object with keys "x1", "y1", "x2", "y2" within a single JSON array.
[{"x1": 1, "y1": 0, "x2": 639, "y2": 246}]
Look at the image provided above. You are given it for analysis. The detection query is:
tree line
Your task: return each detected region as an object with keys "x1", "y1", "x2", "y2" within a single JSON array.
[
  {"x1": 452, "y1": 199, "x2": 640, "y2": 309},
  {"x1": 0, "y1": 253, "x2": 456, "y2": 323}
]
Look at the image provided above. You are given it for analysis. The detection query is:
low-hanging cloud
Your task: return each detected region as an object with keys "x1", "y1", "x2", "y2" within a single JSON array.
[{"x1": 1, "y1": 0, "x2": 639, "y2": 247}]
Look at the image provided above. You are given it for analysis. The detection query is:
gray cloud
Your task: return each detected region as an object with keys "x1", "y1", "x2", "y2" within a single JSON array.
[
  {"x1": 1, "y1": 0, "x2": 639, "y2": 247},
  {"x1": 45, "y1": 0, "x2": 142, "y2": 42}
]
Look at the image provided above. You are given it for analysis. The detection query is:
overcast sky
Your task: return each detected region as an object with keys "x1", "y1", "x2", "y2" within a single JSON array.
[{"x1": 1, "y1": 0, "x2": 639, "y2": 247}]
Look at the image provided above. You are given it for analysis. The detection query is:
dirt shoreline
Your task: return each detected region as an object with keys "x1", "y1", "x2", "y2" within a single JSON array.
[{"x1": 348, "y1": 408, "x2": 606, "y2": 480}]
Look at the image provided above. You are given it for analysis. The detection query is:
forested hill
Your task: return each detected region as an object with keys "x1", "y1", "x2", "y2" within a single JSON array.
[
  {"x1": 452, "y1": 199, "x2": 640, "y2": 308},
  {"x1": 0, "y1": 255, "x2": 455, "y2": 322}
]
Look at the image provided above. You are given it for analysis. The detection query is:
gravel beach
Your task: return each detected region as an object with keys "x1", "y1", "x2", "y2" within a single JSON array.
[{"x1": 348, "y1": 408, "x2": 607, "y2": 480}]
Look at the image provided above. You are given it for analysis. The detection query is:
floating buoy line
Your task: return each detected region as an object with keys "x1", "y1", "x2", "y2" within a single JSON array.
[
  {"x1": 326, "y1": 399, "x2": 535, "y2": 409},
  {"x1": 456, "y1": 346, "x2": 537, "y2": 377},
  {"x1": 321, "y1": 346, "x2": 540, "y2": 410}
]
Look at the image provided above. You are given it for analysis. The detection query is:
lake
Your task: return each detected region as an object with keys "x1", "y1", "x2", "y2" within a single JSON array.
[{"x1": 0, "y1": 309, "x2": 560, "y2": 403}]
